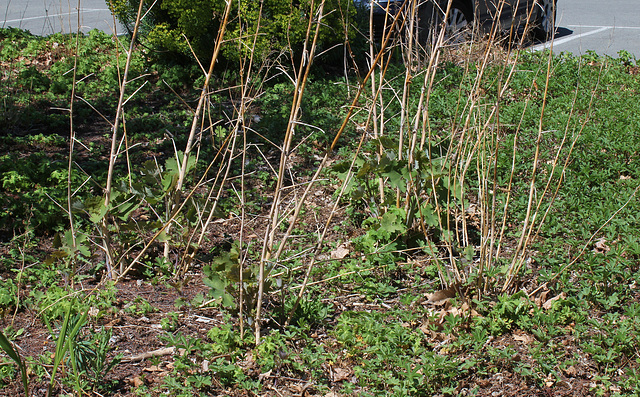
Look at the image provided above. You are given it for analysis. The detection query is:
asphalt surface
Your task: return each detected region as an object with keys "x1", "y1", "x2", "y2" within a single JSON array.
[
  {"x1": 1, "y1": 0, "x2": 118, "y2": 36},
  {"x1": 1, "y1": 1, "x2": 638, "y2": 57},
  {"x1": 533, "y1": 0, "x2": 640, "y2": 58}
]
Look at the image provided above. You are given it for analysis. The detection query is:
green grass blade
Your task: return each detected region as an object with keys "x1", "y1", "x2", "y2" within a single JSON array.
[
  {"x1": 0, "y1": 330, "x2": 20, "y2": 363},
  {"x1": 0, "y1": 330, "x2": 29, "y2": 396},
  {"x1": 66, "y1": 311, "x2": 88, "y2": 396},
  {"x1": 48, "y1": 306, "x2": 72, "y2": 396}
]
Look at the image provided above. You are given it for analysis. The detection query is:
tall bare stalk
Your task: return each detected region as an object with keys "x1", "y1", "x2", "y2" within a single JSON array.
[
  {"x1": 233, "y1": 0, "x2": 269, "y2": 339},
  {"x1": 344, "y1": 0, "x2": 578, "y2": 296},
  {"x1": 279, "y1": 0, "x2": 411, "y2": 328},
  {"x1": 162, "y1": 0, "x2": 234, "y2": 260},
  {"x1": 255, "y1": 0, "x2": 328, "y2": 344},
  {"x1": 102, "y1": 0, "x2": 145, "y2": 279},
  {"x1": 66, "y1": 0, "x2": 81, "y2": 285}
]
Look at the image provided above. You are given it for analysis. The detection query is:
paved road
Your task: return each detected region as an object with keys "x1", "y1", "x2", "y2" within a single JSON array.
[
  {"x1": 1, "y1": 0, "x2": 118, "y2": 36},
  {"x1": 533, "y1": 0, "x2": 640, "y2": 58},
  {"x1": 1, "y1": 0, "x2": 639, "y2": 58}
]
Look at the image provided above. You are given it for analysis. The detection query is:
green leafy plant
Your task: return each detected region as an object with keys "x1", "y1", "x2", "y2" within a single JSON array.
[
  {"x1": 202, "y1": 243, "x2": 278, "y2": 319},
  {"x1": 160, "y1": 311, "x2": 180, "y2": 331},
  {"x1": 79, "y1": 151, "x2": 200, "y2": 278},
  {"x1": 42, "y1": 303, "x2": 121, "y2": 395},
  {"x1": 107, "y1": 0, "x2": 355, "y2": 66},
  {"x1": 124, "y1": 297, "x2": 157, "y2": 317},
  {"x1": 158, "y1": 333, "x2": 218, "y2": 394},
  {"x1": 69, "y1": 326, "x2": 122, "y2": 394},
  {"x1": 44, "y1": 305, "x2": 88, "y2": 396},
  {"x1": 45, "y1": 230, "x2": 91, "y2": 285}
]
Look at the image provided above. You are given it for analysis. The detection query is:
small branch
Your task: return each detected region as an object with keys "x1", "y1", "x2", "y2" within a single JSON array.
[{"x1": 120, "y1": 347, "x2": 177, "y2": 363}]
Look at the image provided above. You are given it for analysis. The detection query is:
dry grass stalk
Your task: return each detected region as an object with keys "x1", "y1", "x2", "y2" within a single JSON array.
[
  {"x1": 102, "y1": 0, "x2": 145, "y2": 279},
  {"x1": 255, "y1": 0, "x2": 328, "y2": 344}
]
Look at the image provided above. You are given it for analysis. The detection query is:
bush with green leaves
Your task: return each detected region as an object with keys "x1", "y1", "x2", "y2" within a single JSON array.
[{"x1": 107, "y1": 0, "x2": 357, "y2": 66}]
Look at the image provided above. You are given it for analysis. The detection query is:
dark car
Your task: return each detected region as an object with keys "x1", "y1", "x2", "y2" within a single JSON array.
[{"x1": 354, "y1": 0, "x2": 556, "y2": 43}]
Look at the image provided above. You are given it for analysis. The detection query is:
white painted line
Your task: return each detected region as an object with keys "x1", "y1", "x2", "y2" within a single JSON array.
[
  {"x1": 531, "y1": 26, "x2": 610, "y2": 51},
  {"x1": 2, "y1": 9, "x2": 110, "y2": 24},
  {"x1": 566, "y1": 25, "x2": 640, "y2": 30}
]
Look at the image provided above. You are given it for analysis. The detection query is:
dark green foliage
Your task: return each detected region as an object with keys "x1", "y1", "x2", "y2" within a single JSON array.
[
  {"x1": 336, "y1": 310, "x2": 462, "y2": 395},
  {"x1": 107, "y1": 0, "x2": 357, "y2": 66},
  {"x1": 201, "y1": 242, "x2": 279, "y2": 321},
  {"x1": 0, "y1": 151, "x2": 76, "y2": 232},
  {"x1": 257, "y1": 77, "x2": 353, "y2": 149}
]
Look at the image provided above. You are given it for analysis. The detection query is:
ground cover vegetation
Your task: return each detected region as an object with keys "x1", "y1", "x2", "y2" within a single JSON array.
[{"x1": 1, "y1": 0, "x2": 640, "y2": 395}]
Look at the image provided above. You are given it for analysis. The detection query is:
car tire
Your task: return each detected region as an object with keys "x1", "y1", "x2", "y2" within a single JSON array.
[
  {"x1": 533, "y1": 0, "x2": 556, "y2": 41},
  {"x1": 441, "y1": 1, "x2": 474, "y2": 44},
  {"x1": 419, "y1": 0, "x2": 474, "y2": 46}
]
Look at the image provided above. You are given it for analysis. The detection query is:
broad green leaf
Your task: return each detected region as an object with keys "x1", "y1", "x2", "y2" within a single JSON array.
[
  {"x1": 463, "y1": 245, "x2": 475, "y2": 262},
  {"x1": 420, "y1": 203, "x2": 439, "y2": 227},
  {"x1": 115, "y1": 199, "x2": 140, "y2": 221},
  {"x1": 386, "y1": 170, "x2": 406, "y2": 192},
  {"x1": 203, "y1": 273, "x2": 227, "y2": 299},
  {"x1": 380, "y1": 209, "x2": 406, "y2": 234},
  {"x1": 0, "y1": 331, "x2": 22, "y2": 365},
  {"x1": 84, "y1": 196, "x2": 108, "y2": 223}
]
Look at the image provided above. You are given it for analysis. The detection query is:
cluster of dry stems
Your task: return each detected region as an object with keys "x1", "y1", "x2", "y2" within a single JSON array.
[{"x1": 64, "y1": 0, "x2": 588, "y2": 343}]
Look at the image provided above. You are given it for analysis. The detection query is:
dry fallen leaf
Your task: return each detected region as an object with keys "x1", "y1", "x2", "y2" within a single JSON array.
[
  {"x1": 563, "y1": 365, "x2": 577, "y2": 376},
  {"x1": 538, "y1": 287, "x2": 549, "y2": 303},
  {"x1": 331, "y1": 242, "x2": 351, "y2": 260},
  {"x1": 542, "y1": 292, "x2": 567, "y2": 310},
  {"x1": 513, "y1": 332, "x2": 535, "y2": 345},
  {"x1": 426, "y1": 287, "x2": 457, "y2": 305},
  {"x1": 556, "y1": 379, "x2": 572, "y2": 389},
  {"x1": 331, "y1": 367, "x2": 352, "y2": 382},
  {"x1": 143, "y1": 365, "x2": 164, "y2": 373},
  {"x1": 128, "y1": 376, "x2": 144, "y2": 388},
  {"x1": 460, "y1": 302, "x2": 481, "y2": 317},
  {"x1": 238, "y1": 352, "x2": 255, "y2": 370},
  {"x1": 437, "y1": 305, "x2": 462, "y2": 324},
  {"x1": 594, "y1": 237, "x2": 610, "y2": 254},
  {"x1": 258, "y1": 369, "x2": 272, "y2": 381}
]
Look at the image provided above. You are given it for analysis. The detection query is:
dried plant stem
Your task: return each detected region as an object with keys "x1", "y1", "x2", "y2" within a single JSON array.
[
  {"x1": 103, "y1": 0, "x2": 145, "y2": 279},
  {"x1": 235, "y1": 1, "x2": 264, "y2": 339},
  {"x1": 284, "y1": 128, "x2": 369, "y2": 327},
  {"x1": 503, "y1": 54, "x2": 603, "y2": 291},
  {"x1": 279, "y1": 2, "x2": 410, "y2": 328},
  {"x1": 66, "y1": 0, "x2": 81, "y2": 285},
  {"x1": 181, "y1": 135, "x2": 234, "y2": 265},
  {"x1": 256, "y1": 0, "x2": 327, "y2": 344},
  {"x1": 114, "y1": 137, "x2": 233, "y2": 283},
  {"x1": 502, "y1": 46, "x2": 556, "y2": 290},
  {"x1": 368, "y1": 11, "x2": 385, "y2": 204},
  {"x1": 163, "y1": 0, "x2": 234, "y2": 260},
  {"x1": 175, "y1": 1, "x2": 233, "y2": 192}
]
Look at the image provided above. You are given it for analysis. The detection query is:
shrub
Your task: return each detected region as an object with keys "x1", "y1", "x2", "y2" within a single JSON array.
[{"x1": 107, "y1": 0, "x2": 357, "y2": 66}]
